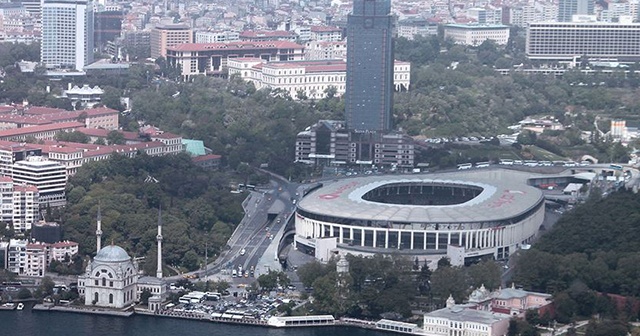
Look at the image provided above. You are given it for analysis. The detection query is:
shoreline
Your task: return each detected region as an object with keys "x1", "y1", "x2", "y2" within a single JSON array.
[{"x1": 28, "y1": 304, "x2": 415, "y2": 334}]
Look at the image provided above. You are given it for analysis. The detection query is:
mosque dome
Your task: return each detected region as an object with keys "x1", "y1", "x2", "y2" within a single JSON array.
[{"x1": 95, "y1": 245, "x2": 131, "y2": 263}]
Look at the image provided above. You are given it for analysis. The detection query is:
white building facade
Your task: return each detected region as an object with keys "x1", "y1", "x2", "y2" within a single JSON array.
[
  {"x1": 526, "y1": 22, "x2": 640, "y2": 62},
  {"x1": 11, "y1": 156, "x2": 66, "y2": 206},
  {"x1": 41, "y1": 0, "x2": 94, "y2": 71},
  {"x1": 444, "y1": 24, "x2": 510, "y2": 47},
  {"x1": 79, "y1": 245, "x2": 138, "y2": 308},
  {"x1": 228, "y1": 59, "x2": 410, "y2": 100}
]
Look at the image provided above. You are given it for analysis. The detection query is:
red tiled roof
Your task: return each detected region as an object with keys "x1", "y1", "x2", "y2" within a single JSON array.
[
  {"x1": 151, "y1": 132, "x2": 181, "y2": 139},
  {"x1": 168, "y1": 40, "x2": 304, "y2": 52},
  {"x1": 240, "y1": 30, "x2": 296, "y2": 38},
  {"x1": 192, "y1": 154, "x2": 222, "y2": 162},
  {"x1": 51, "y1": 241, "x2": 79, "y2": 248},
  {"x1": 310, "y1": 25, "x2": 341, "y2": 32},
  {"x1": 0, "y1": 122, "x2": 83, "y2": 138}
]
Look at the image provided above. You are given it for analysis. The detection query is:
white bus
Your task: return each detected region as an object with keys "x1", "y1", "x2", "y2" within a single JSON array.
[
  {"x1": 475, "y1": 162, "x2": 490, "y2": 168},
  {"x1": 499, "y1": 159, "x2": 514, "y2": 165},
  {"x1": 457, "y1": 163, "x2": 472, "y2": 170}
]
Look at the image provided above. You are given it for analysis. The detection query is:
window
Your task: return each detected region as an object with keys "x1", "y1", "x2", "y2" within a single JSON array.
[
  {"x1": 94, "y1": 292, "x2": 98, "y2": 303},
  {"x1": 109, "y1": 294, "x2": 113, "y2": 304},
  {"x1": 102, "y1": 278, "x2": 106, "y2": 286}
]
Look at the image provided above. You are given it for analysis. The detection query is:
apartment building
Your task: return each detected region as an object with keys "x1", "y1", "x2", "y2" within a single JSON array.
[
  {"x1": 150, "y1": 23, "x2": 192, "y2": 59},
  {"x1": 526, "y1": 21, "x2": 640, "y2": 62},
  {"x1": 239, "y1": 30, "x2": 297, "y2": 42},
  {"x1": 12, "y1": 183, "x2": 38, "y2": 231},
  {"x1": 309, "y1": 26, "x2": 342, "y2": 42},
  {"x1": 195, "y1": 30, "x2": 239, "y2": 43},
  {"x1": 304, "y1": 41, "x2": 347, "y2": 60}
]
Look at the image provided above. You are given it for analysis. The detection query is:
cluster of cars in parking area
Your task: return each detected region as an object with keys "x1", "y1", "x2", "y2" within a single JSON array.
[{"x1": 168, "y1": 291, "x2": 298, "y2": 322}]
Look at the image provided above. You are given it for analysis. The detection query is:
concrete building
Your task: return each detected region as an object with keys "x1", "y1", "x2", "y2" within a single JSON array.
[
  {"x1": 11, "y1": 156, "x2": 66, "y2": 206},
  {"x1": 25, "y1": 242, "x2": 47, "y2": 277},
  {"x1": 227, "y1": 59, "x2": 410, "y2": 100},
  {"x1": 423, "y1": 301, "x2": 511, "y2": 336},
  {"x1": 444, "y1": 24, "x2": 510, "y2": 47},
  {"x1": 41, "y1": 0, "x2": 94, "y2": 71},
  {"x1": 294, "y1": 120, "x2": 414, "y2": 167},
  {"x1": 7, "y1": 239, "x2": 27, "y2": 275},
  {"x1": 304, "y1": 41, "x2": 347, "y2": 60},
  {"x1": 397, "y1": 18, "x2": 438, "y2": 40},
  {"x1": 0, "y1": 176, "x2": 38, "y2": 232},
  {"x1": 194, "y1": 30, "x2": 239, "y2": 43},
  {"x1": 11, "y1": 183, "x2": 38, "y2": 232},
  {"x1": 345, "y1": 0, "x2": 394, "y2": 133},
  {"x1": 239, "y1": 30, "x2": 297, "y2": 42},
  {"x1": 150, "y1": 23, "x2": 192, "y2": 59},
  {"x1": 309, "y1": 26, "x2": 342, "y2": 42},
  {"x1": 166, "y1": 41, "x2": 305, "y2": 80},
  {"x1": 558, "y1": 0, "x2": 594, "y2": 22},
  {"x1": 526, "y1": 22, "x2": 640, "y2": 62}
]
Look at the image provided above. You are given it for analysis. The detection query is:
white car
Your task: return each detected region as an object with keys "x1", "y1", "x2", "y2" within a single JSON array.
[{"x1": 240, "y1": 249, "x2": 246, "y2": 256}]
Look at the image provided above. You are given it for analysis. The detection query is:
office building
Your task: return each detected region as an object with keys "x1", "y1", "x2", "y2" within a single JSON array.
[
  {"x1": 345, "y1": 0, "x2": 395, "y2": 133},
  {"x1": 558, "y1": 0, "x2": 594, "y2": 22},
  {"x1": 150, "y1": 23, "x2": 192, "y2": 59},
  {"x1": 444, "y1": 24, "x2": 510, "y2": 47},
  {"x1": 94, "y1": 10, "x2": 123, "y2": 49},
  {"x1": 166, "y1": 41, "x2": 304, "y2": 80},
  {"x1": 11, "y1": 156, "x2": 67, "y2": 206},
  {"x1": 526, "y1": 22, "x2": 640, "y2": 62},
  {"x1": 295, "y1": 120, "x2": 414, "y2": 167},
  {"x1": 41, "y1": 0, "x2": 94, "y2": 71}
]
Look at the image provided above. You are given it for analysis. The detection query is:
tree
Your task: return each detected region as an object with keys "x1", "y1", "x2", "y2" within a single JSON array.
[
  {"x1": 39, "y1": 276, "x2": 55, "y2": 297},
  {"x1": 437, "y1": 257, "x2": 451, "y2": 268},
  {"x1": 17, "y1": 287, "x2": 32, "y2": 299},
  {"x1": 297, "y1": 260, "x2": 329, "y2": 288},
  {"x1": 106, "y1": 131, "x2": 125, "y2": 145},
  {"x1": 55, "y1": 131, "x2": 90, "y2": 143}
]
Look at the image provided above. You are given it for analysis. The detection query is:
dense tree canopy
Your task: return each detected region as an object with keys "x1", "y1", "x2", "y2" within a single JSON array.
[{"x1": 63, "y1": 153, "x2": 244, "y2": 272}]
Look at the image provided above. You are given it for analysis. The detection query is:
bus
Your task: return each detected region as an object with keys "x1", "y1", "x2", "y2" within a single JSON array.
[
  {"x1": 457, "y1": 163, "x2": 472, "y2": 170},
  {"x1": 475, "y1": 162, "x2": 490, "y2": 168},
  {"x1": 609, "y1": 164, "x2": 623, "y2": 171}
]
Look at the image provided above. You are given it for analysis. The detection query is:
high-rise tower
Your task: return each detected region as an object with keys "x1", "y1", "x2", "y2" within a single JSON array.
[
  {"x1": 41, "y1": 0, "x2": 94, "y2": 71},
  {"x1": 345, "y1": 0, "x2": 394, "y2": 133},
  {"x1": 96, "y1": 204, "x2": 102, "y2": 252},
  {"x1": 557, "y1": 0, "x2": 594, "y2": 22},
  {"x1": 156, "y1": 207, "x2": 163, "y2": 279}
]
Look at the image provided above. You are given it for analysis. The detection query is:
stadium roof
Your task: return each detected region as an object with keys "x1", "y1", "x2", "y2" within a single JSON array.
[{"x1": 297, "y1": 169, "x2": 544, "y2": 224}]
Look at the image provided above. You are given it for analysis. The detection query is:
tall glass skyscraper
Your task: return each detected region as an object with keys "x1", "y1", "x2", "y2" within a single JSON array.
[
  {"x1": 345, "y1": 0, "x2": 394, "y2": 133},
  {"x1": 41, "y1": 0, "x2": 94, "y2": 71}
]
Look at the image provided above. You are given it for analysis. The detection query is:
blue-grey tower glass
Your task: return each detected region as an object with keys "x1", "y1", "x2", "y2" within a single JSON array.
[{"x1": 345, "y1": 0, "x2": 394, "y2": 133}]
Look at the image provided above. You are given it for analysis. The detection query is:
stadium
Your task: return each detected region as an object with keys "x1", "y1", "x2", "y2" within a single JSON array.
[{"x1": 295, "y1": 169, "x2": 546, "y2": 266}]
